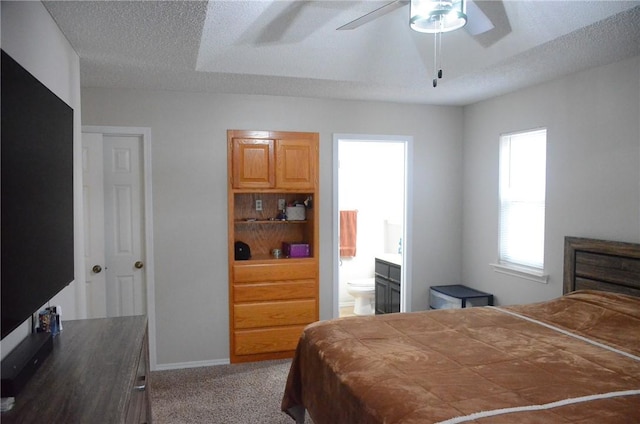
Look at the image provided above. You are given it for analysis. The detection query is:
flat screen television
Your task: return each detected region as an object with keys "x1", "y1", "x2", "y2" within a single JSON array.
[{"x1": 1, "y1": 49, "x2": 75, "y2": 340}]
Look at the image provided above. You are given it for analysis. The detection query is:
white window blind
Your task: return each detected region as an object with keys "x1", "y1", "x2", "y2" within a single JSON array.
[{"x1": 499, "y1": 129, "x2": 547, "y2": 270}]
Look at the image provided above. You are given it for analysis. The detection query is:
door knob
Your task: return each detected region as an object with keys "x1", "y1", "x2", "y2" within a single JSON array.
[
  {"x1": 134, "y1": 261, "x2": 144, "y2": 269},
  {"x1": 92, "y1": 265, "x2": 102, "y2": 273}
]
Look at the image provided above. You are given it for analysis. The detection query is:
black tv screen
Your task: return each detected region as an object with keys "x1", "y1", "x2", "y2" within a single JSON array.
[{"x1": 1, "y1": 50, "x2": 74, "y2": 339}]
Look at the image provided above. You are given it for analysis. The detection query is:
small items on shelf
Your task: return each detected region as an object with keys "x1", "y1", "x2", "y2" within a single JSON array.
[
  {"x1": 236, "y1": 219, "x2": 307, "y2": 224},
  {"x1": 37, "y1": 306, "x2": 62, "y2": 336}
]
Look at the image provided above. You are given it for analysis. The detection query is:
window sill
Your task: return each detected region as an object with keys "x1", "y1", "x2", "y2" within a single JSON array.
[{"x1": 490, "y1": 263, "x2": 549, "y2": 284}]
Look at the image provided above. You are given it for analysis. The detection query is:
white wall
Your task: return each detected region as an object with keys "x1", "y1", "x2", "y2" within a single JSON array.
[
  {"x1": 462, "y1": 56, "x2": 640, "y2": 305},
  {"x1": 81, "y1": 90, "x2": 464, "y2": 365},
  {"x1": 1, "y1": 1, "x2": 82, "y2": 358}
]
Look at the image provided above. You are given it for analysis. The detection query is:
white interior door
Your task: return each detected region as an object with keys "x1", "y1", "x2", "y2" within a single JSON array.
[
  {"x1": 82, "y1": 132, "x2": 146, "y2": 318},
  {"x1": 104, "y1": 135, "x2": 146, "y2": 316},
  {"x1": 82, "y1": 133, "x2": 107, "y2": 317}
]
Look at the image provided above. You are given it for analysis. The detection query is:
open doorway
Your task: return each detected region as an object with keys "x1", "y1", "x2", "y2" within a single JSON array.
[{"x1": 332, "y1": 134, "x2": 413, "y2": 318}]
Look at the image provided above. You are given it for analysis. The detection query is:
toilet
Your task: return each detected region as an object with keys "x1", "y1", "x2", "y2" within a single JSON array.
[{"x1": 346, "y1": 278, "x2": 375, "y2": 315}]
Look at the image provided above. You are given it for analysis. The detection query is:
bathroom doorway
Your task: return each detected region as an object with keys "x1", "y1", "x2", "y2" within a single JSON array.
[{"x1": 332, "y1": 134, "x2": 413, "y2": 318}]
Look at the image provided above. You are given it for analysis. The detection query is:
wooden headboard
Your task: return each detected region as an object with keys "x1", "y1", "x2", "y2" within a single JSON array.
[{"x1": 563, "y1": 237, "x2": 640, "y2": 297}]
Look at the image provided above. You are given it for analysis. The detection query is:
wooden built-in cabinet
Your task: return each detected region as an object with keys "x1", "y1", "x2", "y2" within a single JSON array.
[
  {"x1": 231, "y1": 131, "x2": 317, "y2": 190},
  {"x1": 228, "y1": 130, "x2": 319, "y2": 363}
]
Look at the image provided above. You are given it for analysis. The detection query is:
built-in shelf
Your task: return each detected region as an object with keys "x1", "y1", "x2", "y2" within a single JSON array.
[
  {"x1": 234, "y1": 220, "x2": 308, "y2": 225},
  {"x1": 235, "y1": 254, "x2": 314, "y2": 262}
]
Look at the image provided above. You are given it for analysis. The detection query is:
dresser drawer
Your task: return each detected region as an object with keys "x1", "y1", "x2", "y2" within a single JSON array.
[
  {"x1": 234, "y1": 261, "x2": 316, "y2": 283},
  {"x1": 234, "y1": 280, "x2": 316, "y2": 302},
  {"x1": 125, "y1": 329, "x2": 149, "y2": 424},
  {"x1": 234, "y1": 325, "x2": 306, "y2": 355},
  {"x1": 234, "y1": 299, "x2": 317, "y2": 329}
]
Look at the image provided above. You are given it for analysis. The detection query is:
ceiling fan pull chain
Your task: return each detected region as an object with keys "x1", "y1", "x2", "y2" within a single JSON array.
[
  {"x1": 432, "y1": 16, "x2": 446, "y2": 88},
  {"x1": 432, "y1": 30, "x2": 440, "y2": 87},
  {"x1": 438, "y1": 31, "x2": 443, "y2": 80}
]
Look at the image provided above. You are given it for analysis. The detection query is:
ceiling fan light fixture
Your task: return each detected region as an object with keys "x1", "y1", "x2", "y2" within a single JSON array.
[{"x1": 410, "y1": 0, "x2": 467, "y2": 33}]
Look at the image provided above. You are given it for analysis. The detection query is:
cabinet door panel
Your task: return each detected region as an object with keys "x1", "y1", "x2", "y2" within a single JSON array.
[
  {"x1": 232, "y1": 138, "x2": 275, "y2": 188},
  {"x1": 375, "y1": 260, "x2": 390, "y2": 278},
  {"x1": 234, "y1": 299, "x2": 317, "y2": 328},
  {"x1": 389, "y1": 264, "x2": 401, "y2": 283},
  {"x1": 234, "y1": 325, "x2": 306, "y2": 355},
  {"x1": 375, "y1": 277, "x2": 388, "y2": 314},
  {"x1": 234, "y1": 279, "x2": 316, "y2": 302},
  {"x1": 390, "y1": 281, "x2": 401, "y2": 313},
  {"x1": 276, "y1": 139, "x2": 317, "y2": 189}
]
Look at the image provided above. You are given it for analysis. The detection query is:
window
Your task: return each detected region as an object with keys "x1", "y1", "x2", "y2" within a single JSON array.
[{"x1": 497, "y1": 129, "x2": 547, "y2": 277}]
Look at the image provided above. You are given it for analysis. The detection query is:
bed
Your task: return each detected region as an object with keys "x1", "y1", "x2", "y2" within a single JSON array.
[{"x1": 281, "y1": 237, "x2": 640, "y2": 423}]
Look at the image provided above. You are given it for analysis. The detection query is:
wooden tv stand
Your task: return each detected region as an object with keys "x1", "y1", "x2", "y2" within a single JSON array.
[{"x1": 1, "y1": 316, "x2": 151, "y2": 423}]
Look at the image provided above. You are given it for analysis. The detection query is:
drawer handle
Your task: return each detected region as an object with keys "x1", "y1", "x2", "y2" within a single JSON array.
[{"x1": 134, "y1": 384, "x2": 146, "y2": 391}]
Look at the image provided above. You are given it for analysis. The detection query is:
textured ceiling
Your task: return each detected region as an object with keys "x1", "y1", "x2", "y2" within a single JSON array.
[{"x1": 44, "y1": 0, "x2": 640, "y2": 106}]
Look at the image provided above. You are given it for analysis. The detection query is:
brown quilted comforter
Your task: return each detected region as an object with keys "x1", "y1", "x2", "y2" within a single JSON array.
[{"x1": 281, "y1": 290, "x2": 640, "y2": 423}]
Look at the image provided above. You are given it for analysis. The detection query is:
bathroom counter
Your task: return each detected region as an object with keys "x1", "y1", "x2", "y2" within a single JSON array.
[{"x1": 375, "y1": 253, "x2": 402, "y2": 267}]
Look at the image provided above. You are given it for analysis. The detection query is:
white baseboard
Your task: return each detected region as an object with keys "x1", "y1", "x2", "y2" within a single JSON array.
[
  {"x1": 154, "y1": 358, "x2": 230, "y2": 371},
  {"x1": 339, "y1": 300, "x2": 355, "y2": 308}
]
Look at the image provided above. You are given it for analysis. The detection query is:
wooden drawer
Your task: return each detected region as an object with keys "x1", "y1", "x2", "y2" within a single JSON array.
[
  {"x1": 234, "y1": 299, "x2": 316, "y2": 329},
  {"x1": 234, "y1": 325, "x2": 306, "y2": 356},
  {"x1": 234, "y1": 261, "x2": 316, "y2": 283},
  {"x1": 234, "y1": 279, "x2": 316, "y2": 302}
]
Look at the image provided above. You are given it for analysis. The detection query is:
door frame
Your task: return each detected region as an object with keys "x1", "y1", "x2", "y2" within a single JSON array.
[
  {"x1": 82, "y1": 125, "x2": 157, "y2": 370},
  {"x1": 332, "y1": 133, "x2": 413, "y2": 317}
]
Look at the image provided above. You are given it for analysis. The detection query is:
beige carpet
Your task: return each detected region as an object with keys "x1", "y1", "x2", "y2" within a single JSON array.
[{"x1": 150, "y1": 359, "x2": 312, "y2": 424}]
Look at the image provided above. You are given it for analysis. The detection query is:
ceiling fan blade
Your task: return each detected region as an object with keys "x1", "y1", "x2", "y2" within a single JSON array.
[
  {"x1": 467, "y1": 0, "x2": 512, "y2": 47},
  {"x1": 465, "y1": 0, "x2": 494, "y2": 35},
  {"x1": 255, "y1": 1, "x2": 308, "y2": 44},
  {"x1": 337, "y1": 0, "x2": 409, "y2": 31}
]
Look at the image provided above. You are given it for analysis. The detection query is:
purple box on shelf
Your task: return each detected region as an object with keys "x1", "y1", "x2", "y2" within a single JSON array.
[{"x1": 282, "y1": 242, "x2": 310, "y2": 258}]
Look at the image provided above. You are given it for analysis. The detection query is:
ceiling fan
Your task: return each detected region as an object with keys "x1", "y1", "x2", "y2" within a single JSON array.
[
  {"x1": 337, "y1": 0, "x2": 511, "y2": 47},
  {"x1": 337, "y1": 0, "x2": 510, "y2": 86},
  {"x1": 337, "y1": 0, "x2": 496, "y2": 36}
]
